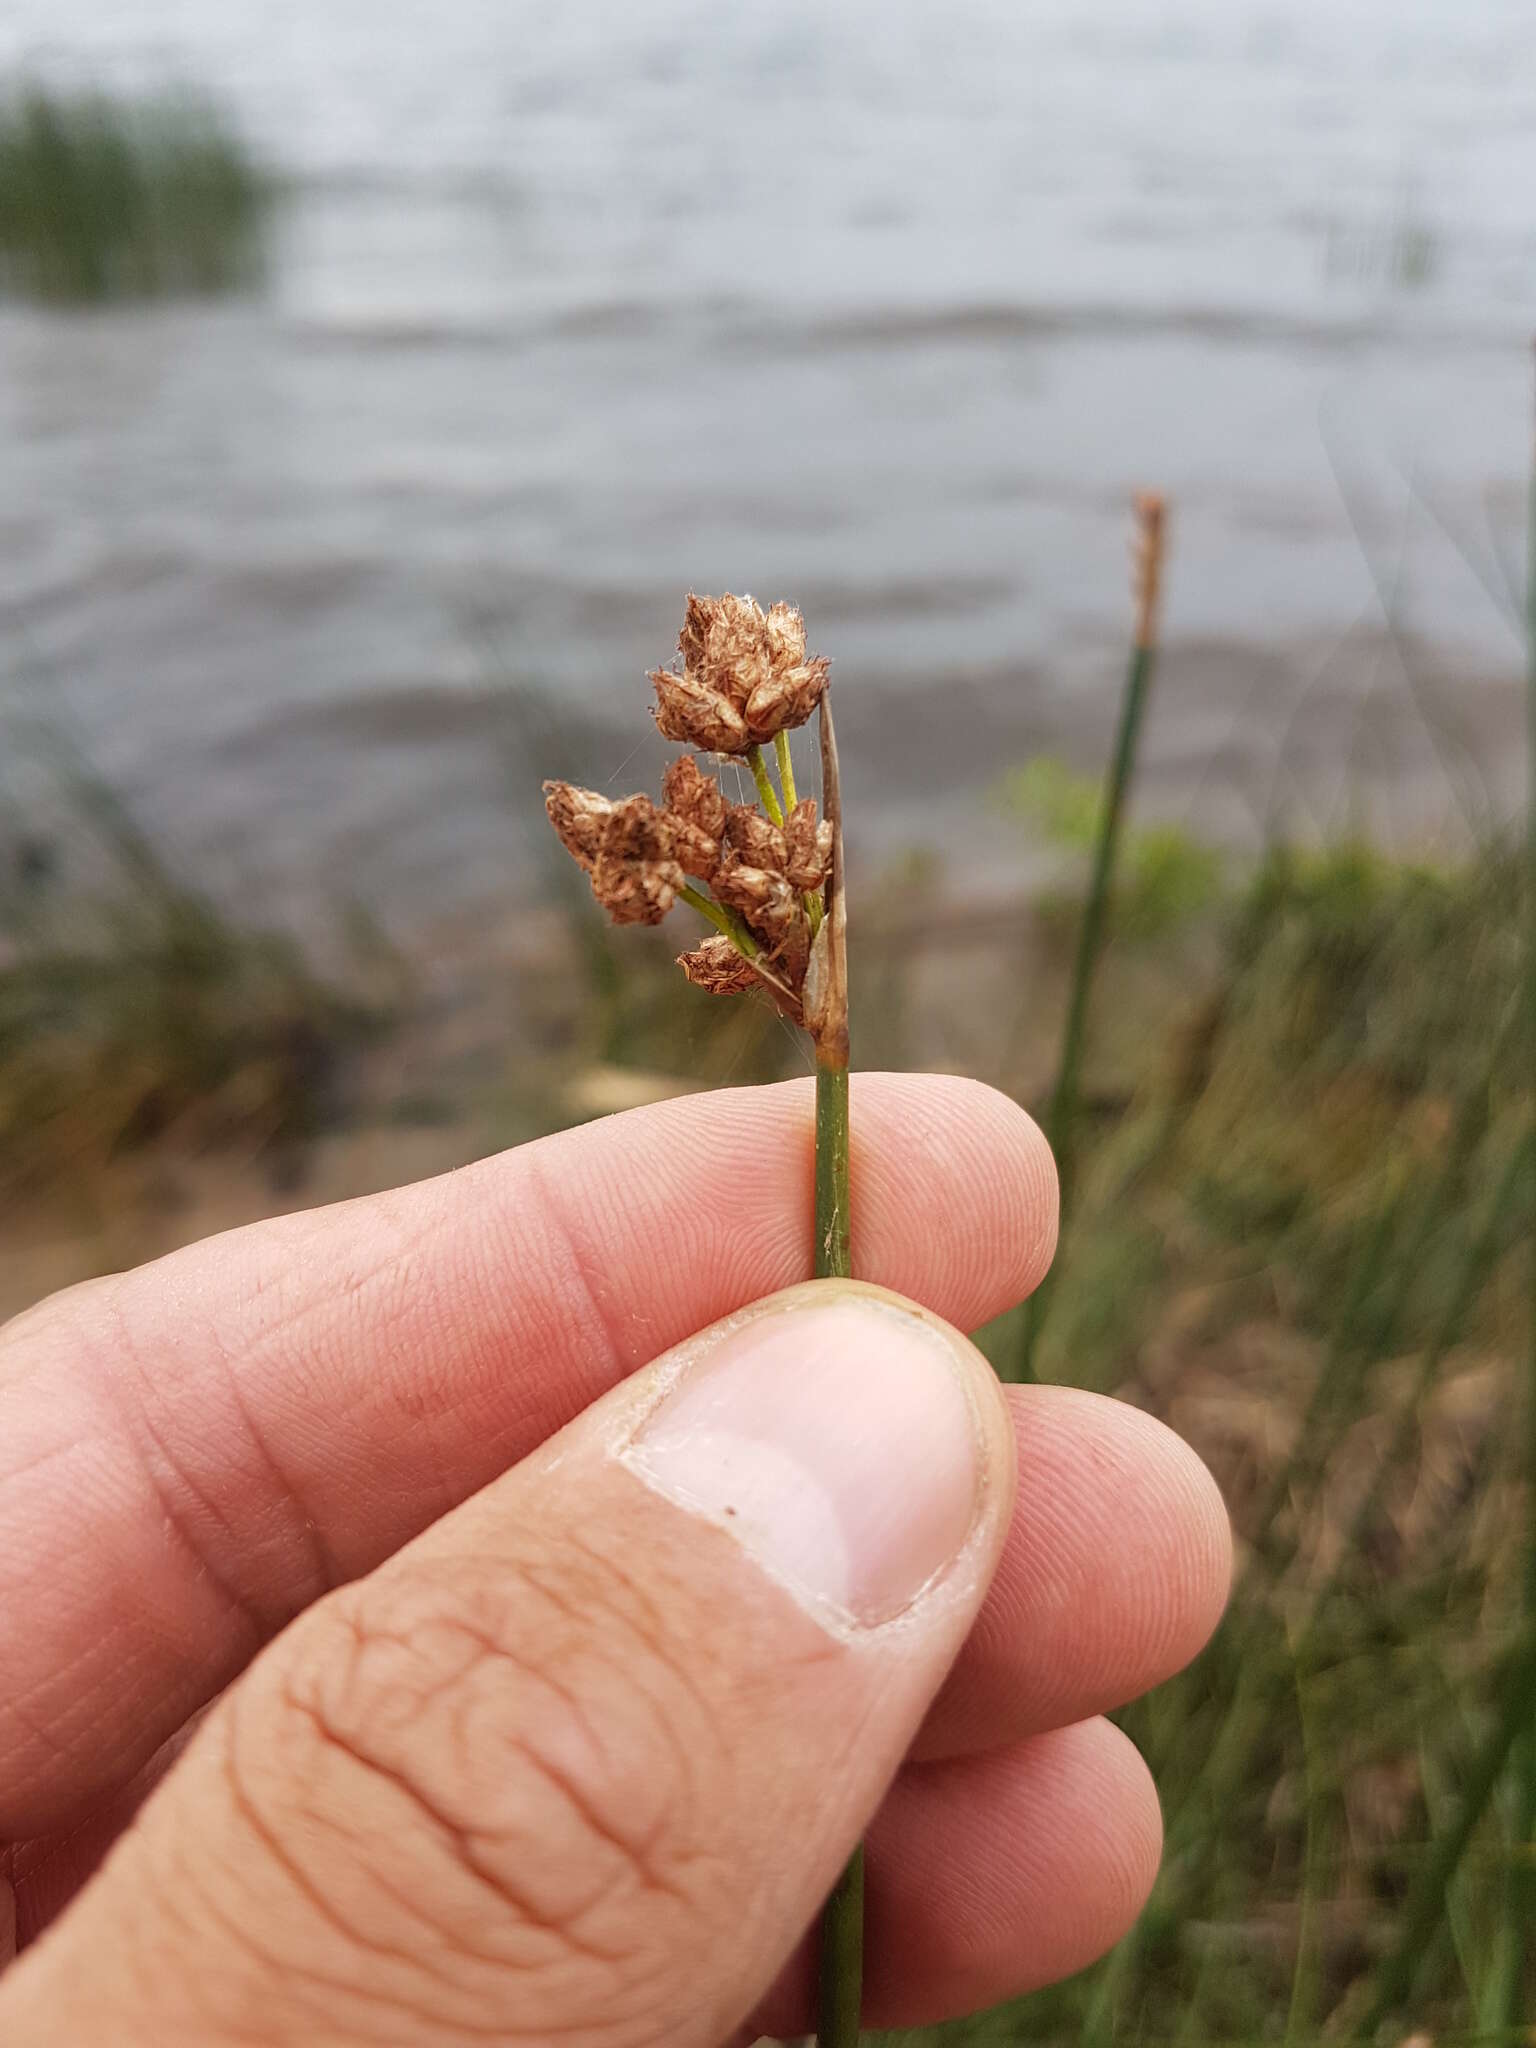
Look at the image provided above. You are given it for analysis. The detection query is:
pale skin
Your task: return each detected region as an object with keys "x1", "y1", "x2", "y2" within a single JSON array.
[{"x1": 0, "y1": 1073, "x2": 1231, "y2": 2046}]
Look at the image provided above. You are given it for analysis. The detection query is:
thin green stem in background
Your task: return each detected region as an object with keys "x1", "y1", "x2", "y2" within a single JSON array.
[
  {"x1": 1014, "y1": 498, "x2": 1165, "y2": 1384},
  {"x1": 748, "y1": 743, "x2": 785, "y2": 826}
]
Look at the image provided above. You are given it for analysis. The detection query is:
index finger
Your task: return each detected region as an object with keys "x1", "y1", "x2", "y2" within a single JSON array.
[{"x1": 0, "y1": 1072, "x2": 1054, "y2": 1838}]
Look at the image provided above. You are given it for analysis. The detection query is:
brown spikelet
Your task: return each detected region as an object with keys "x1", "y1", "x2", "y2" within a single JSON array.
[
  {"x1": 677, "y1": 934, "x2": 763, "y2": 996},
  {"x1": 783, "y1": 797, "x2": 833, "y2": 892},
  {"x1": 661, "y1": 755, "x2": 726, "y2": 878},
  {"x1": 743, "y1": 652, "x2": 829, "y2": 744},
  {"x1": 677, "y1": 590, "x2": 715, "y2": 673},
  {"x1": 723, "y1": 801, "x2": 787, "y2": 872},
  {"x1": 588, "y1": 794, "x2": 684, "y2": 925},
  {"x1": 649, "y1": 663, "x2": 749, "y2": 754},
  {"x1": 649, "y1": 592, "x2": 829, "y2": 754},
  {"x1": 542, "y1": 780, "x2": 612, "y2": 872},
  {"x1": 761, "y1": 599, "x2": 807, "y2": 668},
  {"x1": 714, "y1": 852, "x2": 800, "y2": 945}
]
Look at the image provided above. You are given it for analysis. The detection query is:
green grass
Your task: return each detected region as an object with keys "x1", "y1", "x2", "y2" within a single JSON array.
[
  {"x1": 946, "y1": 833, "x2": 1531, "y2": 2045},
  {"x1": 0, "y1": 80, "x2": 268, "y2": 304}
]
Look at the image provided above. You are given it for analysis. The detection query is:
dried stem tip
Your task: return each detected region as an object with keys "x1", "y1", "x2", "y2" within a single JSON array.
[
  {"x1": 651, "y1": 592, "x2": 830, "y2": 754},
  {"x1": 1131, "y1": 492, "x2": 1167, "y2": 652}
]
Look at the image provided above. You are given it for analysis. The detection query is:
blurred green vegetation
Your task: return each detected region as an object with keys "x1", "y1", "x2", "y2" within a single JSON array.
[
  {"x1": 1000, "y1": 757, "x2": 1224, "y2": 941},
  {"x1": 0, "y1": 741, "x2": 395, "y2": 1194},
  {"x1": 0, "y1": 81, "x2": 267, "y2": 304},
  {"x1": 942, "y1": 831, "x2": 1530, "y2": 2044}
]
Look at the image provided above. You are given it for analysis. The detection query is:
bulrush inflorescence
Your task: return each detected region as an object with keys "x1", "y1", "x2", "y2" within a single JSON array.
[{"x1": 544, "y1": 592, "x2": 837, "y2": 1031}]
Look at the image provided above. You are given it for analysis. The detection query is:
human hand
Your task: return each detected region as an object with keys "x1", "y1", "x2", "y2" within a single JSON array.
[{"x1": 0, "y1": 1074, "x2": 1229, "y2": 2046}]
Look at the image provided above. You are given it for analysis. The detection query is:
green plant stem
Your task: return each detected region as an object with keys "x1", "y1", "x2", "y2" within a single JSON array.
[
  {"x1": 774, "y1": 729, "x2": 799, "y2": 812},
  {"x1": 747, "y1": 744, "x2": 784, "y2": 826},
  {"x1": 813, "y1": 1058, "x2": 859, "y2": 2047},
  {"x1": 1014, "y1": 538, "x2": 1162, "y2": 1383},
  {"x1": 1282, "y1": 1654, "x2": 1330, "y2": 2047},
  {"x1": 815, "y1": 1062, "x2": 851, "y2": 1282}
]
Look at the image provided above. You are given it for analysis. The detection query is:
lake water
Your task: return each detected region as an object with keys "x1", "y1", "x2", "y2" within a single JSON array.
[{"x1": 2, "y1": 0, "x2": 1533, "y2": 932}]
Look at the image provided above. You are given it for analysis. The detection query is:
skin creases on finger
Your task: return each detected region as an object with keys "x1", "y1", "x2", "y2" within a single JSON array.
[
  {"x1": 0, "y1": 1284, "x2": 1019, "y2": 2048},
  {"x1": 0, "y1": 1384, "x2": 1228, "y2": 1959}
]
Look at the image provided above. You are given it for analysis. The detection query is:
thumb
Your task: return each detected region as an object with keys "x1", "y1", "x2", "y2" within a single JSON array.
[{"x1": 3, "y1": 1281, "x2": 1016, "y2": 2048}]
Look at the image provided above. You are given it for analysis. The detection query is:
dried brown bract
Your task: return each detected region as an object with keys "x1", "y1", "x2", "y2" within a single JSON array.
[{"x1": 649, "y1": 591, "x2": 829, "y2": 753}]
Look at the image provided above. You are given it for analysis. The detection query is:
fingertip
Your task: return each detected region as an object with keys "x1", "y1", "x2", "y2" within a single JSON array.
[
  {"x1": 1153, "y1": 1403, "x2": 1235, "y2": 1659},
  {"x1": 1076, "y1": 1715, "x2": 1165, "y2": 1947},
  {"x1": 849, "y1": 1073, "x2": 1058, "y2": 1324},
  {"x1": 1018, "y1": 1385, "x2": 1231, "y2": 1665},
  {"x1": 916, "y1": 1387, "x2": 1231, "y2": 1760},
  {"x1": 858, "y1": 1717, "x2": 1163, "y2": 2026}
]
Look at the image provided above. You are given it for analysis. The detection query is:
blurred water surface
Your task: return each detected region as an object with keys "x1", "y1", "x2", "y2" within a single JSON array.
[{"x1": 1, "y1": 0, "x2": 1533, "y2": 929}]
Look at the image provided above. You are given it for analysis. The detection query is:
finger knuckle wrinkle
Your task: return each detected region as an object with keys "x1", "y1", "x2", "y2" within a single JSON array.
[{"x1": 267, "y1": 1554, "x2": 719, "y2": 1971}]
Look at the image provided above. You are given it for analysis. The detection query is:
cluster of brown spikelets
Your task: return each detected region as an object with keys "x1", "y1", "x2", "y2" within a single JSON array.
[{"x1": 543, "y1": 592, "x2": 838, "y2": 1028}]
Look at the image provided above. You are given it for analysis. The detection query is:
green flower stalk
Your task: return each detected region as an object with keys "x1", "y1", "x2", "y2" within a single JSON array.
[
  {"x1": 543, "y1": 592, "x2": 858, "y2": 2043},
  {"x1": 1015, "y1": 492, "x2": 1167, "y2": 1384}
]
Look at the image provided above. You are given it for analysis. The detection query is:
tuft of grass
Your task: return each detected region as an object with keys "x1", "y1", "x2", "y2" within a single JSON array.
[{"x1": 0, "y1": 81, "x2": 268, "y2": 305}]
